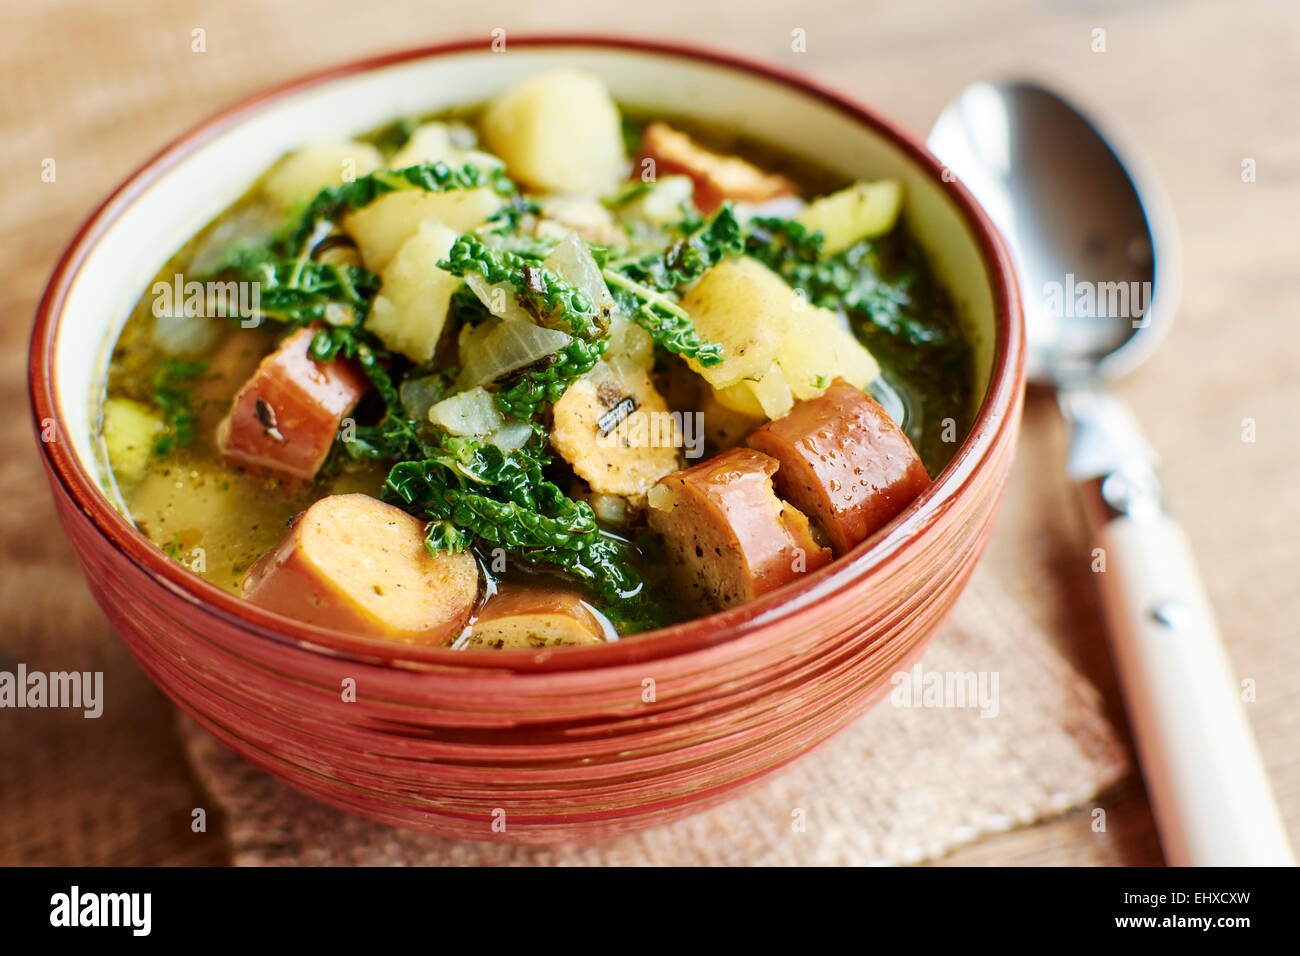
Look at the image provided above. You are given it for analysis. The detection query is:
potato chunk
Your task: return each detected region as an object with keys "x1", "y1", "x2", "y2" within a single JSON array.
[
  {"x1": 679, "y1": 257, "x2": 878, "y2": 417},
  {"x1": 460, "y1": 587, "x2": 611, "y2": 649},
  {"x1": 779, "y1": 307, "x2": 880, "y2": 400},
  {"x1": 746, "y1": 379, "x2": 930, "y2": 555},
  {"x1": 103, "y1": 397, "x2": 165, "y2": 486},
  {"x1": 480, "y1": 69, "x2": 627, "y2": 195},
  {"x1": 344, "y1": 188, "x2": 502, "y2": 273},
  {"x1": 550, "y1": 361, "x2": 683, "y2": 500},
  {"x1": 364, "y1": 220, "x2": 461, "y2": 362},
  {"x1": 261, "y1": 142, "x2": 383, "y2": 209},
  {"x1": 795, "y1": 179, "x2": 903, "y2": 254},
  {"x1": 241, "y1": 494, "x2": 478, "y2": 644},
  {"x1": 388, "y1": 121, "x2": 503, "y2": 172},
  {"x1": 636, "y1": 122, "x2": 796, "y2": 214},
  {"x1": 647, "y1": 447, "x2": 830, "y2": 612},
  {"x1": 700, "y1": 387, "x2": 765, "y2": 453},
  {"x1": 216, "y1": 325, "x2": 368, "y2": 481}
]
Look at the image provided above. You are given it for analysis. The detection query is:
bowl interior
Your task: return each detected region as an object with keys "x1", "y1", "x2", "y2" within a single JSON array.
[
  {"x1": 53, "y1": 43, "x2": 997, "y2": 495},
  {"x1": 43, "y1": 41, "x2": 1005, "y2": 661}
]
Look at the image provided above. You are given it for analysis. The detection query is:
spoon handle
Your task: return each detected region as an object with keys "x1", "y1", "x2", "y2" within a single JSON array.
[{"x1": 1082, "y1": 484, "x2": 1295, "y2": 866}]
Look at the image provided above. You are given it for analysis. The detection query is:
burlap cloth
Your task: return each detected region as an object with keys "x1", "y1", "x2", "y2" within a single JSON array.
[{"x1": 180, "y1": 556, "x2": 1129, "y2": 866}]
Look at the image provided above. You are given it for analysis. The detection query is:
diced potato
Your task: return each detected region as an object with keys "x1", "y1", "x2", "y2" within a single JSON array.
[
  {"x1": 389, "y1": 121, "x2": 505, "y2": 171},
  {"x1": 390, "y1": 123, "x2": 454, "y2": 169},
  {"x1": 795, "y1": 179, "x2": 904, "y2": 254},
  {"x1": 700, "y1": 387, "x2": 765, "y2": 453},
  {"x1": 487, "y1": 421, "x2": 534, "y2": 455},
  {"x1": 550, "y1": 361, "x2": 682, "y2": 500},
  {"x1": 260, "y1": 142, "x2": 383, "y2": 209},
  {"x1": 712, "y1": 381, "x2": 761, "y2": 416},
  {"x1": 480, "y1": 69, "x2": 626, "y2": 195},
  {"x1": 680, "y1": 256, "x2": 879, "y2": 418},
  {"x1": 680, "y1": 258, "x2": 788, "y2": 387},
  {"x1": 364, "y1": 221, "x2": 461, "y2": 363},
  {"x1": 344, "y1": 188, "x2": 502, "y2": 272},
  {"x1": 103, "y1": 397, "x2": 165, "y2": 485},
  {"x1": 714, "y1": 366, "x2": 794, "y2": 419},
  {"x1": 778, "y1": 309, "x2": 880, "y2": 400}
]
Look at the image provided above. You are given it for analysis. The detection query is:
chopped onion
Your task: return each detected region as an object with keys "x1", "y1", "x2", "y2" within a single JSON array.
[
  {"x1": 605, "y1": 312, "x2": 654, "y2": 370},
  {"x1": 459, "y1": 148, "x2": 505, "y2": 170},
  {"x1": 632, "y1": 175, "x2": 695, "y2": 225},
  {"x1": 733, "y1": 196, "x2": 807, "y2": 222},
  {"x1": 446, "y1": 122, "x2": 478, "y2": 149},
  {"x1": 186, "y1": 205, "x2": 281, "y2": 275},
  {"x1": 488, "y1": 421, "x2": 535, "y2": 454},
  {"x1": 465, "y1": 273, "x2": 534, "y2": 324},
  {"x1": 589, "y1": 493, "x2": 631, "y2": 526},
  {"x1": 399, "y1": 374, "x2": 447, "y2": 421},
  {"x1": 543, "y1": 233, "x2": 614, "y2": 315},
  {"x1": 428, "y1": 387, "x2": 505, "y2": 436},
  {"x1": 457, "y1": 316, "x2": 498, "y2": 359},
  {"x1": 152, "y1": 311, "x2": 222, "y2": 357},
  {"x1": 458, "y1": 317, "x2": 572, "y2": 387}
]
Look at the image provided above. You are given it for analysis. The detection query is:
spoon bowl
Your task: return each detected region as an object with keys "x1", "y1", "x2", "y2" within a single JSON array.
[{"x1": 929, "y1": 81, "x2": 1179, "y2": 386}]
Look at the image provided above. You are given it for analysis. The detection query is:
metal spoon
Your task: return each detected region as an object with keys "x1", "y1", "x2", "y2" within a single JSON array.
[{"x1": 928, "y1": 81, "x2": 1294, "y2": 866}]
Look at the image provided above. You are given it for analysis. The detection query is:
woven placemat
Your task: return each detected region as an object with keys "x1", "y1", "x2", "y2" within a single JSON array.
[{"x1": 181, "y1": 560, "x2": 1128, "y2": 865}]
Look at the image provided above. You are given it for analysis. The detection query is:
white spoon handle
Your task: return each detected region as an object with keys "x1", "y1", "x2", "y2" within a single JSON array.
[{"x1": 1092, "y1": 511, "x2": 1294, "y2": 865}]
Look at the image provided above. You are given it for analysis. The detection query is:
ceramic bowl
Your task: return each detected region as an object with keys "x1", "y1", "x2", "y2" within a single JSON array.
[{"x1": 30, "y1": 36, "x2": 1024, "y2": 843}]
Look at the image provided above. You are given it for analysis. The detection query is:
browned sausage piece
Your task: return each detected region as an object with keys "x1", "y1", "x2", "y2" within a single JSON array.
[
  {"x1": 647, "y1": 447, "x2": 831, "y2": 612},
  {"x1": 460, "y1": 586, "x2": 613, "y2": 649},
  {"x1": 217, "y1": 325, "x2": 369, "y2": 481},
  {"x1": 636, "y1": 122, "x2": 798, "y2": 215},
  {"x1": 241, "y1": 494, "x2": 478, "y2": 644},
  {"x1": 746, "y1": 378, "x2": 930, "y2": 555}
]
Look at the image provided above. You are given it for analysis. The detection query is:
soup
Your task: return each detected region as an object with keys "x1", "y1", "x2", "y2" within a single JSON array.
[{"x1": 99, "y1": 68, "x2": 972, "y2": 648}]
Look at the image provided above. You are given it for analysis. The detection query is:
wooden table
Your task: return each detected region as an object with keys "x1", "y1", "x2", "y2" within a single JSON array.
[{"x1": 3, "y1": 0, "x2": 1296, "y2": 865}]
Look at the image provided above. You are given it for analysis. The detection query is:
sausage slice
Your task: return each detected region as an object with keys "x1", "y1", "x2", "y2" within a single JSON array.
[
  {"x1": 217, "y1": 325, "x2": 369, "y2": 481},
  {"x1": 460, "y1": 587, "x2": 613, "y2": 649},
  {"x1": 241, "y1": 494, "x2": 478, "y2": 644},
  {"x1": 746, "y1": 379, "x2": 930, "y2": 555},
  {"x1": 636, "y1": 122, "x2": 797, "y2": 214},
  {"x1": 647, "y1": 447, "x2": 831, "y2": 612}
]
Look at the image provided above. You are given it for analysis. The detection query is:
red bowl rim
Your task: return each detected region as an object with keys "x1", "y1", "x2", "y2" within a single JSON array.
[{"x1": 28, "y1": 34, "x2": 1025, "y2": 673}]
